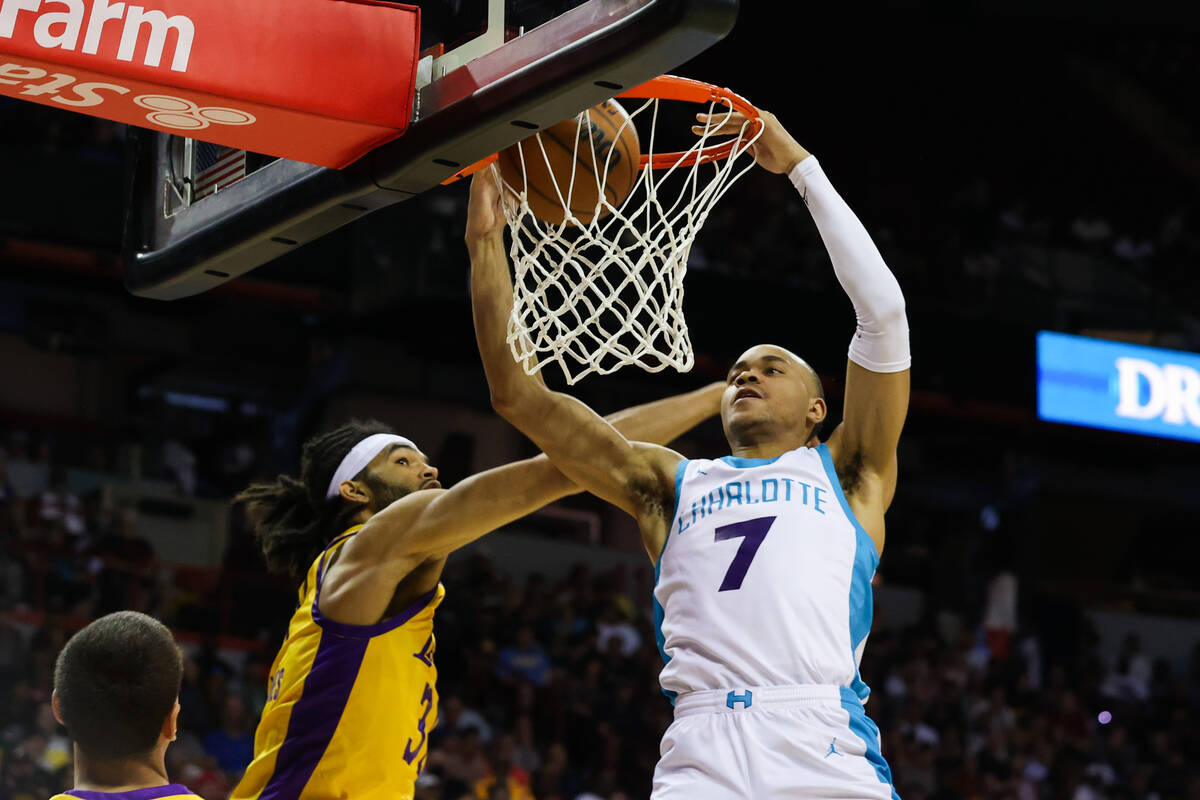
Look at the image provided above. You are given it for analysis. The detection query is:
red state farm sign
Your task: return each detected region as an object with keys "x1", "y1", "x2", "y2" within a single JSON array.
[{"x1": 0, "y1": 0, "x2": 419, "y2": 168}]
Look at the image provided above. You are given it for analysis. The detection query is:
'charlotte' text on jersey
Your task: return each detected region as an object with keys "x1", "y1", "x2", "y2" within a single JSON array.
[{"x1": 677, "y1": 477, "x2": 828, "y2": 534}]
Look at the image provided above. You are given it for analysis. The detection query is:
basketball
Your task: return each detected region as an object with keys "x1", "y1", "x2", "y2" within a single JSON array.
[{"x1": 497, "y1": 99, "x2": 641, "y2": 226}]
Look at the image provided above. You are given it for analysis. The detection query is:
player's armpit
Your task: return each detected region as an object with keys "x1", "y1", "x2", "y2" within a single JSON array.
[{"x1": 821, "y1": 431, "x2": 893, "y2": 555}]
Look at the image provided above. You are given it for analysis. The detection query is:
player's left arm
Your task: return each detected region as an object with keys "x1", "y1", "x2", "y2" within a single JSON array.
[
  {"x1": 699, "y1": 109, "x2": 911, "y2": 541},
  {"x1": 783, "y1": 133, "x2": 910, "y2": 536}
]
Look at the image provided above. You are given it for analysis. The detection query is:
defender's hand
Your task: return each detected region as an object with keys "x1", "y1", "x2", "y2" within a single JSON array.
[
  {"x1": 465, "y1": 168, "x2": 510, "y2": 242},
  {"x1": 694, "y1": 108, "x2": 810, "y2": 175}
]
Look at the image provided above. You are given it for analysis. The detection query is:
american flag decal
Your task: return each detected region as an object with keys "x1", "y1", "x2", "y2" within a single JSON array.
[{"x1": 193, "y1": 142, "x2": 247, "y2": 201}]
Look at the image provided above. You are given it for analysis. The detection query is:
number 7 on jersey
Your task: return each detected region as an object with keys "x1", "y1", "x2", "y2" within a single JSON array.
[{"x1": 714, "y1": 516, "x2": 777, "y2": 591}]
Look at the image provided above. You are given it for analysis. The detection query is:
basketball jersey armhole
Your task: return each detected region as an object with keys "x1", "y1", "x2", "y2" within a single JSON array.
[
  {"x1": 651, "y1": 457, "x2": 689, "y2": 705},
  {"x1": 310, "y1": 526, "x2": 439, "y2": 638},
  {"x1": 658, "y1": 457, "x2": 690, "y2": 568},
  {"x1": 816, "y1": 444, "x2": 881, "y2": 568}
]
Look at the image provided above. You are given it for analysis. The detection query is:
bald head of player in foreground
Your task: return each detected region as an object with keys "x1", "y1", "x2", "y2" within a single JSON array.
[
  {"x1": 468, "y1": 106, "x2": 909, "y2": 798},
  {"x1": 50, "y1": 610, "x2": 202, "y2": 799},
  {"x1": 229, "y1": 399, "x2": 724, "y2": 796}
]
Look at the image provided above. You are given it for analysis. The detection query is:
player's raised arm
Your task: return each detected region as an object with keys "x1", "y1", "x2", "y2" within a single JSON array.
[
  {"x1": 787, "y1": 145, "x2": 909, "y2": 498},
  {"x1": 700, "y1": 110, "x2": 911, "y2": 514},
  {"x1": 465, "y1": 171, "x2": 683, "y2": 523}
]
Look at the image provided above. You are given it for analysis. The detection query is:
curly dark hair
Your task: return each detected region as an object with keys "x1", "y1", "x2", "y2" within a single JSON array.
[{"x1": 234, "y1": 419, "x2": 396, "y2": 582}]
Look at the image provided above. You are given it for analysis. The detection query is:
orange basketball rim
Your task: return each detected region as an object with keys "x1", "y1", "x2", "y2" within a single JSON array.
[{"x1": 443, "y1": 75, "x2": 762, "y2": 183}]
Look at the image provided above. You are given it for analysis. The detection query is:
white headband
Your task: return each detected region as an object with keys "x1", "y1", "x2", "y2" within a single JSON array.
[{"x1": 325, "y1": 433, "x2": 417, "y2": 500}]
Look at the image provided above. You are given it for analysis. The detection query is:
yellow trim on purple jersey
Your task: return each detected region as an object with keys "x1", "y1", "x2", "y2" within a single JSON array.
[
  {"x1": 233, "y1": 526, "x2": 444, "y2": 800},
  {"x1": 50, "y1": 786, "x2": 200, "y2": 800}
]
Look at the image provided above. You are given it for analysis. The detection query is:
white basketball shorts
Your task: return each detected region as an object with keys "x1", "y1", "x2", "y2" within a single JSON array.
[{"x1": 651, "y1": 685, "x2": 899, "y2": 799}]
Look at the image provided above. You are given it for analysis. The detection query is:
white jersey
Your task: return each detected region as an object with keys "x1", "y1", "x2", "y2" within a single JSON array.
[{"x1": 653, "y1": 443, "x2": 879, "y2": 704}]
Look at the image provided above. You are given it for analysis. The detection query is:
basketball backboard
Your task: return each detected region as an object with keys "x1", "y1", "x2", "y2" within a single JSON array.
[{"x1": 123, "y1": 0, "x2": 739, "y2": 300}]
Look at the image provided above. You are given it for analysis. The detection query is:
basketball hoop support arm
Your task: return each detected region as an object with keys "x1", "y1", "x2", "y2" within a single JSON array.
[{"x1": 122, "y1": 0, "x2": 740, "y2": 300}]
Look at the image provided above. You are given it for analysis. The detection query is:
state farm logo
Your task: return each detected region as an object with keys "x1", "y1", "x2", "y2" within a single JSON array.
[
  {"x1": 0, "y1": 0, "x2": 195, "y2": 73},
  {"x1": 135, "y1": 94, "x2": 254, "y2": 130},
  {"x1": 0, "y1": 63, "x2": 254, "y2": 130}
]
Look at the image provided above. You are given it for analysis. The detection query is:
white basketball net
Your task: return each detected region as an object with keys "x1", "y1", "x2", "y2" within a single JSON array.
[{"x1": 497, "y1": 96, "x2": 763, "y2": 384}]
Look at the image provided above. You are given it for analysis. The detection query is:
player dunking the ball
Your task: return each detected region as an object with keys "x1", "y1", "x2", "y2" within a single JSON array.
[
  {"x1": 468, "y1": 107, "x2": 909, "y2": 798},
  {"x1": 230, "y1": 392, "x2": 723, "y2": 798}
]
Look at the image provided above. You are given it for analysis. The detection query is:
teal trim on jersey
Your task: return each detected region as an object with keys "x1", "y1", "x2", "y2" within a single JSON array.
[
  {"x1": 818, "y1": 443, "x2": 879, "y2": 704},
  {"x1": 840, "y1": 689, "x2": 900, "y2": 800},
  {"x1": 670, "y1": 457, "x2": 688, "y2": 540},
  {"x1": 652, "y1": 556, "x2": 676, "y2": 705},
  {"x1": 816, "y1": 444, "x2": 878, "y2": 568},
  {"x1": 718, "y1": 453, "x2": 785, "y2": 469},
  {"x1": 651, "y1": 458, "x2": 689, "y2": 706}
]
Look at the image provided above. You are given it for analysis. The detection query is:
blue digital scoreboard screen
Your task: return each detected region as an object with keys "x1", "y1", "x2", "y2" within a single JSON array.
[{"x1": 1037, "y1": 331, "x2": 1200, "y2": 444}]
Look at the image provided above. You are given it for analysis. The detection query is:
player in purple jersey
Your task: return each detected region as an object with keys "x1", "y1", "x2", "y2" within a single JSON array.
[{"x1": 49, "y1": 611, "x2": 201, "y2": 800}]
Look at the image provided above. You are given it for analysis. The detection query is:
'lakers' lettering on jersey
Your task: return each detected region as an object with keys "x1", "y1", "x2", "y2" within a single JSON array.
[
  {"x1": 234, "y1": 526, "x2": 445, "y2": 800},
  {"x1": 51, "y1": 787, "x2": 200, "y2": 800},
  {"x1": 653, "y1": 444, "x2": 879, "y2": 704}
]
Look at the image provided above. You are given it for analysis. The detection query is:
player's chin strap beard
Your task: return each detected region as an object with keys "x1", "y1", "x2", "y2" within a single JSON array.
[{"x1": 360, "y1": 473, "x2": 415, "y2": 514}]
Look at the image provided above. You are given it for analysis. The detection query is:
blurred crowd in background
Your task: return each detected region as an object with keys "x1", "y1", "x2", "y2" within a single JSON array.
[{"x1": 1, "y1": 426, "x2": 1199, "y2": 799}]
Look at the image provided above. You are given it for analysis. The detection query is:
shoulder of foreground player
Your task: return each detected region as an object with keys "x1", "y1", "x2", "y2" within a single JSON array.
[
  {"x1": 339, "y1": 487, "x2": 446, "y2": 561},
  {"x1": 50, "y1": 787, "x2": 202, "y2": 800},
  {"x1": 627, "y1": 443, "x2": 688, "y2": 507},
  {"x1": 629, "y1": 444, "x2": 689, "y2": 561}
]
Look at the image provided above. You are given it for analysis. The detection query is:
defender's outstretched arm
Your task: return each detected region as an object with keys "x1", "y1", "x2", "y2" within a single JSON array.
[
  {"x1": 324, "y1": 360, "x2": 719, "y2": 625},
  {"x1": 604, "y1": 381, "x2": 725, "y2": 444},
  {"x1": 363, "y1": 380, "x2": 716, "y2": 558}
]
